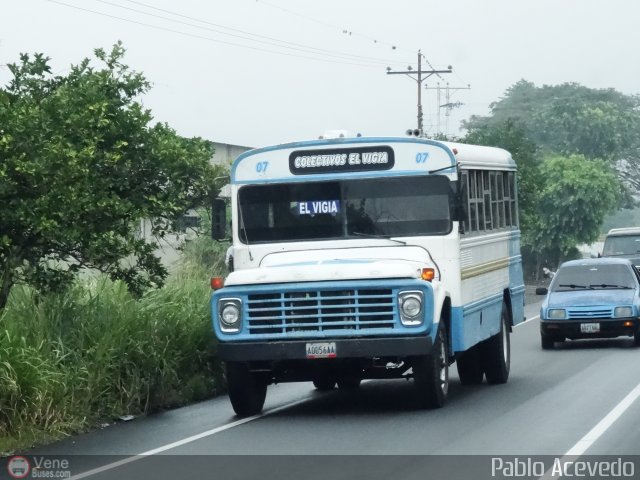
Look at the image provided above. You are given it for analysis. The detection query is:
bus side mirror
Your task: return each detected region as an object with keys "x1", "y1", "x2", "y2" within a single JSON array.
[
  {"x1": 535, "y1": 287, "x2": 548, "y2": 295},
  {"x1": 211, "y1": 198, "x2": 227, "y2": 240}
]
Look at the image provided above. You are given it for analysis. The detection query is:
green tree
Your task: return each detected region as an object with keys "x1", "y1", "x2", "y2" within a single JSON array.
[
  {"x1": 0, "y1": 43, "x2": 224, "y2": 309},
  {"x1": 527, "y1": 154, "x2": 620, "y2": 270},
  {"x1": 463, "y1": 80, "x2": 640, "y2": 192}
]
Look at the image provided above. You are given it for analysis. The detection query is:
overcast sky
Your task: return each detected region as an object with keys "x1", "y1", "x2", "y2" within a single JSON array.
[{"x1": 2, "y1": 0, "x2": 639, "y2": 148}]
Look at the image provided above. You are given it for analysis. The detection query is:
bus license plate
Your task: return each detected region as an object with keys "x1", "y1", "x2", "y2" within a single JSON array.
[
  {"x1": 581, "y1": 323, "x2": 600, "y2": 333},
  {"x1": 306, "y1": 342, "x2": 337, "y2": 359}
]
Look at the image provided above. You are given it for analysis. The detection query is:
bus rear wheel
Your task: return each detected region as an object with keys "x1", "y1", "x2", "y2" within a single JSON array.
[
  {"x1": 481, "y1": 302, "x2": 510, "y2": 385},
  {"x1": 413, "y1": 322, "x2": 449, "y2": 408},
  {"x1": 226, "y1": 361, "x2": 268, "y2": 417}
]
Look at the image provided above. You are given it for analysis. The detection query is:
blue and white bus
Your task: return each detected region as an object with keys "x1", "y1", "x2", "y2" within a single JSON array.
[{"x1": 210, "y1": 135, "x2": 525, "y2": 416}]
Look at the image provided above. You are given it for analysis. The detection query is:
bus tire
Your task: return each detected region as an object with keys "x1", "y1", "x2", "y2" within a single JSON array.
[
  {"x1": 313, "y1": 375, "x2": 336, "y2": 391},
  {"x1": 337, "y1": 376, "x2": 361, "y2": 390},
  {"x1": 413, "y1": 322, "x2": 449, "y2": 409},
  {"x1": 481, "y1": 302, "x2": 510, "y2": 385},
  {"x1": 456, "y1": 344, "x2": 484, "y2": 385},
  {"x1": 226, "y1": 361, "x2": 268, "y2": 417}
]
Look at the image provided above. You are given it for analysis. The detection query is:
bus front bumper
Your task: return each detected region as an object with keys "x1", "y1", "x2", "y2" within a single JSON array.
[{"x1": 216, "y1": 335, "x2": 432, "y2": 362}]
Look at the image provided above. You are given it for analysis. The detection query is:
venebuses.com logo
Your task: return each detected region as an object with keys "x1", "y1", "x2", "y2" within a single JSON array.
[
  {"x1": 6, "y1": 456, "x2": 30, "y2": 479},
  {"x1": 5, "y1": 456, "x2": 72, "y2": 479}
]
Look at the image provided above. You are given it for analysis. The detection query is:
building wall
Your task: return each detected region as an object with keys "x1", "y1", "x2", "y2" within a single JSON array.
[
  {"x1": 143, "y1": 141, "x2": 252, "y2": 268},
  {"x1": 211, "y1": 141, "x2": 253, "y2": 168}
]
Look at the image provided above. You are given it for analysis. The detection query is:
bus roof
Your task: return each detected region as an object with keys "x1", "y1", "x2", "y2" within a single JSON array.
[
  {"x1": 230, "y1": 136, "x2": 515, "y2": 184},
  {"x1": 439, "y1": 140, "x2": 514, "y2": 169}
]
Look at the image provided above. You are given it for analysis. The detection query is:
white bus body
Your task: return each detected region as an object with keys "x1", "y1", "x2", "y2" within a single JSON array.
[{"x1": 211, "y1": 136, "x2": 524, "y2": 416}]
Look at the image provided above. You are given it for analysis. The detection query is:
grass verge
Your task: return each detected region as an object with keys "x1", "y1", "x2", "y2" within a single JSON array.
[{"x1": 0, "y1": 238, "x2": 228, "y2": 455}]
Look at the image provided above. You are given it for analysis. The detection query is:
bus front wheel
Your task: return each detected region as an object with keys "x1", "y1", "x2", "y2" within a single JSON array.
[
  {"x1": 226, "y1": 361, "x2": 268, "y2": 417},
  {"x1": 413, "y1": 322, "x2": 449, "y2": 408},
  {"x1": 481, "y1": 302, "x2": 511, "y2": 385},
  {"x1": 312, "y1": 374, "x2": 336, "y2": 391}
]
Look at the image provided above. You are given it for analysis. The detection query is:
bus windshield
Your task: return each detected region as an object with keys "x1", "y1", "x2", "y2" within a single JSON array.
[{"x1": 237, "y1": 176, "x2": 453, "y2": 243}]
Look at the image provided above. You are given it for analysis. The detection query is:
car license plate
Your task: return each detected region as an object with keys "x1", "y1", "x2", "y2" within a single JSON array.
[
  {"x1": 580, "y1": 323, "x2": 600, "y2": 333},
  {"x1": 306, "y1": 342, "x2": 337, "y2": 359}
]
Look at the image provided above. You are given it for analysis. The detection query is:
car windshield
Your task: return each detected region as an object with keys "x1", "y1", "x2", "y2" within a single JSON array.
[
  {"x1": 602, "y1": 235, "x2": 640, "y2": 256},
  {"x1": 237, "y1": 176, "x2": 453, "y2": 243},
  {"x1": 551, "y1": 264, "x2": 636, "y2": 292}
]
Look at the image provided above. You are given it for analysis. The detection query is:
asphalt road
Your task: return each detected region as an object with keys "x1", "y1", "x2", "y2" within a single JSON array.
[{"x1": 20, "y1": 297, "x2": 640, "y2": 480}]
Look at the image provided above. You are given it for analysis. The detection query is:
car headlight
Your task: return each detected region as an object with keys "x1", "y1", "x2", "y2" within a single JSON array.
[
  {"x1": 614, "y1": 306, "x2": 634, "y2": 318},
  {"x1": 399, "y1": 291, "x2": 424, "y2": 326},
  {"x1": 218, "y1": 299, "x2": 242, "y2": 333},
  {"x1": 547, "y1": 308, "x2": 567, "y2": 320}
]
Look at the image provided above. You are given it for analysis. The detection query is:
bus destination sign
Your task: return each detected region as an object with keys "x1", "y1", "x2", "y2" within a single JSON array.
[{"x1": 289, "y1": 146, "x2": 394, "y2": 175}]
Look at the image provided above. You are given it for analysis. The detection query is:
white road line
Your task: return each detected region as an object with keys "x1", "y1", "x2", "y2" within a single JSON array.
[
  {"x1": 69, "y1": 397, "x2": 311, "y2": 479},
  {"x1": 539, "y1": 382, "x2": 640, "y2": 479},
  {"x1": 565, "y1": 382, "x2": 640, "y2": 456},
  {"x1": 515, "y1": 314, "x2": 539, "y2": 328}
]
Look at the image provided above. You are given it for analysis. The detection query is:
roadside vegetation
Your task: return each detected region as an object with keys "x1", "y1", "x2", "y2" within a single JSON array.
[
  {"x1": 0, "y1": 43, "x2": 230, "y2": 454},
  {"x1": 0, "y1": 237, "x2": 229, "y2": 455}
]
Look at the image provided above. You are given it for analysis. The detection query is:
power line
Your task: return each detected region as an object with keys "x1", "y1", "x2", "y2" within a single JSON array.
[
  {"x1": 116, "y1": 0, "x2": 411, "y2": 67},
  {"x1": 255, "y1": 0, "x2": 413, "y2": 55},
  {"x1": 47, "y1": 0, "x2": 389, "y2": 68},
  {"x1": 254, "y1": 1, "x2": 450, "y2": 89}
]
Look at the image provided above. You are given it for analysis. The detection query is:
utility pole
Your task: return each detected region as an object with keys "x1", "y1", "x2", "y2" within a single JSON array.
[
  {"x1": 425, "y1": 82, "x2": 471, "y2": 136},
  {"x1": 387, "y1": 50, "x2": 452, "y2": 135}
]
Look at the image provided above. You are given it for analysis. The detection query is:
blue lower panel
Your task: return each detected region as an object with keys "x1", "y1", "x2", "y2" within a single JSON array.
[
  {"x1": 510, "y1": 285, "x2": 525, "y2": 326},
  {"x1": 451, "y1": 285, "x2": 524, "y2": 352}
]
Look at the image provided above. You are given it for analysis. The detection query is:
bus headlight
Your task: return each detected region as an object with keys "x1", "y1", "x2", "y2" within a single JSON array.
[
  {"x1": 219, "y1": 299, "x2": 242, "y2": 333},
  {"x1": 399, "y1": 291, "x2": 424, "y2": 326},
  {"x1": 614, "y1": 306, "x2": 633, "y2": 318}
]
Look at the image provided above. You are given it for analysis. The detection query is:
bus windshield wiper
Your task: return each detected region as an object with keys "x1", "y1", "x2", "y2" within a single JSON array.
[
  {"x1": 558, "y1": 284, "x2": 588, "y2": 289},
  {"x1": 351, "y1": 231, "x2": 406, "y2": 245},
  {"x1": 588, "y1": 284, "x2": 633, "y2": 289}
]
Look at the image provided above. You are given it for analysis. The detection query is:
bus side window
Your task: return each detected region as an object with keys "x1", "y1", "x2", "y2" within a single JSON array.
[
  {"x1": 468, "y1": 171, "x2": 477, "y2": 232},
  {"x1": 460, "y1": 171, "x2": 470, "y2": 234},
  {"x1": 483, "y1": 171, "x2": 492, "y2": 230},
  {"x1": 509, "y1": 172, "x2": 518, "y2": 227}
]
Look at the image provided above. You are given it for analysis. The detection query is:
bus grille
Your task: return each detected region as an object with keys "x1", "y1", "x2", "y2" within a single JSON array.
[{"x1": 246, "y1": 288, "x2": 395, "y2": 334}]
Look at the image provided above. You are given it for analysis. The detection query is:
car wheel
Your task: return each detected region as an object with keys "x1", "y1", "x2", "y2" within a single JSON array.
[
  {"x1": 226, "y1": 361, "x2": 268, "y2": 417},
  {"x1": 634, "y1": 329, "x2": 640, "y2": 347},
  {"x1": 413, "y1": 321, "x2": 449, "y2": 409},
  {"x1": 541, "y1": 333, "x2": 555, "y2": 350},
  {"x1": 456, "y1": 344, "x2": 484, "y2": 385},
  {"x1": 481, "y1": 302, "x2": 510, "y2": 384}
]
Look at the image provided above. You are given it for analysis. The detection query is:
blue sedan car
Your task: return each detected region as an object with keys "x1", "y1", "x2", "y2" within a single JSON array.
[{"x1": 537, "y1": 258, "x2": 640, "y2": 349}]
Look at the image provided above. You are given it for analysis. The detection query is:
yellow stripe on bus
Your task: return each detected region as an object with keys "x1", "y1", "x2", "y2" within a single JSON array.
[{"x1": 461, "y1": 257, "x2": 511, "y2": 280}]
